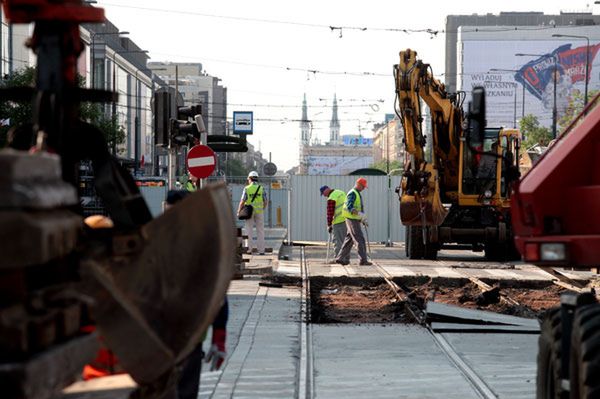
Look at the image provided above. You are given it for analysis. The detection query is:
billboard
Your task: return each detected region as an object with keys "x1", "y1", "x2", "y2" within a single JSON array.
[
  {"x1": 459, "y1": 38, "x2": 600, "y2": 129},
  {"x1": 342, "y1": 136, "x2": 374, "y2": 146},
  {"x1": 307, "y1": 155, "x2": 373, "y2": 175}
]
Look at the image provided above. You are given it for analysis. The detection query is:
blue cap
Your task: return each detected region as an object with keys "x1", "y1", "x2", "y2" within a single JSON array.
[{"x1": 319, "y1": 185, "x2": 329, "y2": 195}]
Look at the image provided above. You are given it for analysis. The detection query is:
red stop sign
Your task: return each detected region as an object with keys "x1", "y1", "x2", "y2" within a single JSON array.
[{"x1": 186, "y1": 145, "x2": 216, "y2": 178}]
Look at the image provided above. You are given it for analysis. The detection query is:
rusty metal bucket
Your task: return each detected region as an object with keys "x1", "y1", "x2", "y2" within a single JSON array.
[
  {"x1": 81, "y1": 182, "x2": 235, "y2": 385},
  {"x1": 400, "y1": 165, "x2": 448, "y2": 227}
]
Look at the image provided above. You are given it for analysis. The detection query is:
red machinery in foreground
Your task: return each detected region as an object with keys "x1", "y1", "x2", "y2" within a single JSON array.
[
  {"x1": 0, "y1": 1, "x2": 235, "y2": 398},
  {"x1": 512, "y1": 95, "x2": 600, "y2": 398}
]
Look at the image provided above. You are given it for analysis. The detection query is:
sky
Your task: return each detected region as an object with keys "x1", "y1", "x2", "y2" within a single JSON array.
[{"x1": 95, "y1": 0, "x2": 597, "y2": 171}]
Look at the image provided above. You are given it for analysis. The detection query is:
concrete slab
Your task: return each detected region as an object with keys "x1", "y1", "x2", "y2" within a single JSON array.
[
  {"x1": 312, "y1": 324, "x2": 479, "y2": 399},
  {"x1": 202, "y1": 280, "x2": 300, "y2": 399},
  {"x1": 431, "y1": 322, "x2": 539, "y2": 334},
  {"x1": 426, "y1": 302, "x2": 540, "y2": 328},
  {"x1": 273, "y1": 245, "x2": 595, "y2": 285},
  {"x1": 442, "y1": 333, "x2": 538, "y2": 399}
]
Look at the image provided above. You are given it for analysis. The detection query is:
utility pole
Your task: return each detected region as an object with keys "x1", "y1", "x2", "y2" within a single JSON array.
[
  {"x1": 268, "y1": 152, "x2": 272, "y2": 228},
  {"x1": 386, "y1": 122, "x2": 392, "y2": 247},
  {"x1": 552, "y1": 59, "x2": 558, "y2": 138},
  {"x1": 111, "y1": 54, "x2": 117, "y2": 154},
  {"x1": 167, "y1": 64, "x2": 178, "y2": 189},
  {"x1": 513, "y1": 83, "x2": 517, "y2": 128}
]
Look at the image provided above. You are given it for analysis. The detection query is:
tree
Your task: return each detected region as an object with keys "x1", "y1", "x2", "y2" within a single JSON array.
[
  {"x1": 0, "y1": 66, "x2": 125, "y2": 150},
  {"x1": 370, "y1": 159, "x2": 403, "y2": 175},
  {"x1": 558, "y1": 89, "x2": 599, "y2": 133},
  {"x1": 519, "y1": 114, "x2": 553, "y2": 149},
  {"x1": 223, "y1": 158, "x2": 249, "y2": 177},
  {"x1": 0, "y1": 67, "x2": 36, "y2": 147}
]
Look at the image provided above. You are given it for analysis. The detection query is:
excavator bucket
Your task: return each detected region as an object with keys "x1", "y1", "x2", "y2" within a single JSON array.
[
  {"x1": 400, "y1": 165, "x2": 448, "y2": 226},
  {"x1": 80, "y1": 182, "x2": 236, "y2": 384}
]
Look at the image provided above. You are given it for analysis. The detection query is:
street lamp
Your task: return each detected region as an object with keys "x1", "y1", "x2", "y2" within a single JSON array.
[
  {"x1": 516, "y1": 52, "x2": 558, "y2": 138},
  {"x1": 553, "y1": 33, "x2": 590, "y2": 107},
  {"x1": 90, "y1": 30, "x2": 129, "y2": 88},
  {"x1": 490, "y1": 68, "x2": 525, "y2": 119}
]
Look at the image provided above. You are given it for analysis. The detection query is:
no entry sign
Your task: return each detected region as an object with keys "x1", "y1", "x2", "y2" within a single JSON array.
[{"x1": 186, "y1": 144, "x2": 216, "y2": 179}]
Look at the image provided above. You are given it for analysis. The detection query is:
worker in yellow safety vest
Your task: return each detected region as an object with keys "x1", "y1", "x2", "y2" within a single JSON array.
[
  {"x1": 320, "y1": 185, "x2": 347, "y2": 260},
  {"x1": 237, "y1": 171, "x2": 268, "y2": 255},
  {"x1": 335, "y1": 177, "x2": 372, "y2": 266},
  {"x1": 185, "y1": 174, "x2": 198, "y2": 192}
]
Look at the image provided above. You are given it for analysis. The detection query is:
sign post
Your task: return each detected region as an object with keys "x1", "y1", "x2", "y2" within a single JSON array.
[{"x1": 263, "y1": 156, "x2": 276, "y2": 227}]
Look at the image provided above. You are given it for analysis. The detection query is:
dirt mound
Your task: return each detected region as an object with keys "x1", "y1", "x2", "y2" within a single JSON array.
[
  {"x1": 309, "y1": 277, "x2": 567, "y2": 324},
  {"x1": 311, "y1": 283, "x2": 411, "y2": 324}
]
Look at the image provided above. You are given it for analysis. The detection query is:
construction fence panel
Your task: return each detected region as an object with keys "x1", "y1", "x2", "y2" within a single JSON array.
[
  {"x1": 208, "y1": 176, "x2": 289, "y2": 229},
  {"x1": 289, "y1": 175, "x2": 404, "y2": 243}
]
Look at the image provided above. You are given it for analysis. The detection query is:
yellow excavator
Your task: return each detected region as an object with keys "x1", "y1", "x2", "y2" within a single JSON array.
[{"x1": 393, "y1": 49, "x2": 521, "y2": 260}]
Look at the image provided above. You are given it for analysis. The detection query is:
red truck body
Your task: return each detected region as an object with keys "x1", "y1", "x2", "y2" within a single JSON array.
[{"x1": 512, "y1": 100, "x2": 600, "y2": 267}]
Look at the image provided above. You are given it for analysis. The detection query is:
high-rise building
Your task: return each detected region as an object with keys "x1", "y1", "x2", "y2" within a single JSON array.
[
  {"x1": 148, "y1": 62, "x2": 227, "y2": 136},
  {"x1": 445, "y1": 11, "x2": 600, "y2": 93},
  {"x1": 453, "y1": 21, "x2": 600, "y2": 130}
]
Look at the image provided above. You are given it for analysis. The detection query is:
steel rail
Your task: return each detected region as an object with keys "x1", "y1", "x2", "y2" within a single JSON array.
[
  {"x1": 298, "y1": 246, "x2": 315, "y2": 399},
  {"x1": 367, "y1": 258, "x2": 498, "y2": 399}
]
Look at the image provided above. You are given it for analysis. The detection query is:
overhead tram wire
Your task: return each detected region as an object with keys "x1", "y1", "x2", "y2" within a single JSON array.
[
  {"x1": 97, "y1": 2, "x2": 596, "y2": 37},
  {"x1": 98, "y1": 2, "x2": 442, "y2": 37},
  {"x1": 149, "y1": 51, "x2": 390, "y2": 78}
]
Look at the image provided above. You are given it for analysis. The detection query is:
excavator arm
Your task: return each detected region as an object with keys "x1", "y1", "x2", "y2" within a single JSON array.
[{"x1": 394, "y1": 49, "x2": 462, "y2": 226}]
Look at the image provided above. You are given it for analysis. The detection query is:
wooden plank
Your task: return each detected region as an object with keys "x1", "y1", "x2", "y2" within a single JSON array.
[{"x1": 468, "y1": 276, "x2": 520, "y2": 307}]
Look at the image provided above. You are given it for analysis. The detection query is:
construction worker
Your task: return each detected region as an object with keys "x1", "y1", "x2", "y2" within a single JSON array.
[
  {"x1": 335, "y1": 177, "x2": 372, "y2": 266},
  {"x1": 320, "y1": 185, "x2": 347, "y2": 259},
  {"x1": 237, "y1": 171, "x2": 268, "y2": 255},
  {"x1": 185, "y1": 174, "x2": 198, "y2": 192},
  {"x1": 165, "y1": 190, "x2": 229, "y2": 399}
]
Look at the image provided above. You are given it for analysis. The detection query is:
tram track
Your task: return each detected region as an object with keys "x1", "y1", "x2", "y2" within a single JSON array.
[
  {"x1": 368, "y1": 258, "x2": 499, "y2": 399},
  {"x1": 297, "y1": 242, "x2": 594, "y2": 399},
  {"x1": 298, "y1": 246, "x2": 315, "y2": 399}
]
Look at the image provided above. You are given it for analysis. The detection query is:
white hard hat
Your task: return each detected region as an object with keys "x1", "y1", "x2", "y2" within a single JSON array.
[{"x1": 248, "y1": 171, "x2": 259, "y2": 178}]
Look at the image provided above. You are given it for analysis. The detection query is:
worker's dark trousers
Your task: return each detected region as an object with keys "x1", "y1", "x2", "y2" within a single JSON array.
[
  {"x1": 177, "y1": 344, "x2": 204, "y2": 399},
  {"x1": 336, "y1": 219, "x2": 368, "y2": 263},
  {"x1": 332, "y1": 221, "x2": 347, "y2": 258}
]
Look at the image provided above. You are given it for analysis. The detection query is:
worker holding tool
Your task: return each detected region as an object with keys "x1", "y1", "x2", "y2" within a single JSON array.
[
  {"x1": 320, "y1": 185, "x2": 347, "y2": 260},
  {"x1": 335, "y1": 177, "x2": 372, "y2": 266},
  {"x1": 164, "y1": 190, "x2": 229, "y2": 399}
]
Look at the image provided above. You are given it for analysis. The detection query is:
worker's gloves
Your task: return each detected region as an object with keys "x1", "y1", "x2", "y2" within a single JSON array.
[
  {"x1": 327, "y1": 225, "x2": 333, "y2": 234},
  {"x1": 359, "y1": 213, "x2": 368, "y2": 227},
  {"x1": 206, "y1": 328, "x2": 226, "y2": 371}
]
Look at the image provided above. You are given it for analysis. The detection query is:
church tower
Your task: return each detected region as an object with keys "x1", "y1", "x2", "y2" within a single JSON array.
[
  {"x1": 300, "y1": 93, "x2": 311, "y2": 168},
  {"x1": 329, "y1": 93, "x2": 340, "y2": 145}
]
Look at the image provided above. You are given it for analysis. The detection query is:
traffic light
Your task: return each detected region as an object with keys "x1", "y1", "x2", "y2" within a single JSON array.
[
  {"x1": 170, "y1": 119, "x2": 197, "y2": 145},
  {"x1": 177, "y1": 105, "x2": 202, "y2": 120},
  {"x1": 153, "y1": 91, "x2": 171, "y2": 146},
  {"x1": 169, "y1": 104, "x2": 204, "y2": 147}
]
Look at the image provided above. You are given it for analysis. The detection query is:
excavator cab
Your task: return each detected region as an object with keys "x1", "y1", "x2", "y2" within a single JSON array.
[{"x1": 459, "y1": 128, "x2": 520, "y2": 207}]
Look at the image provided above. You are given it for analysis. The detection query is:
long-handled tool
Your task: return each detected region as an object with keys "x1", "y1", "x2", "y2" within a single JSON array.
[
  {"x1": 363, "y1": 223, "x2": 372, "y2": 258},
  {"x1": 325, "y1": 231, "x2": 332, "y2": 264}
]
